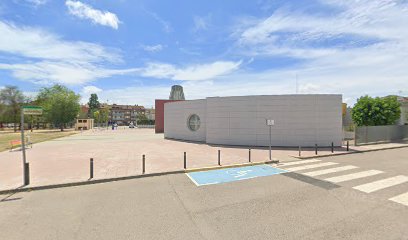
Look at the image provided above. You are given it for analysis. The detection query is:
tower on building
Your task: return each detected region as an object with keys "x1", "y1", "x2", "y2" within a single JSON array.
[{"x1": 169, "y1": 85, "x2": 185, "y2": 100}]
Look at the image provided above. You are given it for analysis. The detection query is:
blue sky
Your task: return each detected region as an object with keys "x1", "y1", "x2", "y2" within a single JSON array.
[{"x1": 0, "y1": 0, "x2": 407, "y2": 107}]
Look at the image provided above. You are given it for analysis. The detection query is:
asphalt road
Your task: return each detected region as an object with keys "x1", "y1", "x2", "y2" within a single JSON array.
[{"x1": 0, "y1": 148, "x2": 407, "y2": 240}]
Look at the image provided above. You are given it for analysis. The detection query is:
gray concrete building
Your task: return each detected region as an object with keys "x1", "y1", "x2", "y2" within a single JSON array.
[{"x1": 164, "y1": 94, "x2": 343, "y2": 147}]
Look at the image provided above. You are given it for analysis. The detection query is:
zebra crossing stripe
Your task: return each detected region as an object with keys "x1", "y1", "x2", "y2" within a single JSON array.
[
  {"x1": 303, "y1": 165, "x2": 358, "y2": 177},
  {"x1": 389, "y1": 192, "x2": 408, "y2": 207},
  {"x1": 279, "y1": 159, "x2": 321, "y2": 167},
  {"x1": 325, "y1": 170, "x2": 383, "y2": 183},
  {"x1": 353, "y1": 175, "x2": 408, "y2": 193},
  {"x1": 284, "y1": 162, "x2": 338, "y2": 172}
]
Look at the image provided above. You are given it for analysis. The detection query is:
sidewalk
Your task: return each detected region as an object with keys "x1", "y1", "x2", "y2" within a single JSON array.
[
  {"x1": 0, "y1": 129, "x2": 407, "y2": 191},
  {"x1": 289, "y1": 142, "x2": 408, "y2": 159}
]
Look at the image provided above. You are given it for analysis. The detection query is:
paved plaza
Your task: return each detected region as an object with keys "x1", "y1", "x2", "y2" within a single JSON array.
[{"x1": 0, "y1": 128, "x2": 407, "y2": 191}]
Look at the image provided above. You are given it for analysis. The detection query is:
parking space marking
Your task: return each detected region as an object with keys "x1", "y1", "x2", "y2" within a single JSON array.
[
  {"x1": 389, "y1": 192, "x2": 408, "y2": 207},
  {"x1": 284, "y1": 162, "x2": 338, "y2": 172},
  {"x1": 325, "y1": 170, "x2": 383, "y2": 183},
  {"x1": 186, "y1": 164, "x2": 286, "y2": 186},
  {"x1": 353, "y1": 175, "x2": 408, "y2": 193},
  {"x1": 303, "y1": 165, "x2": 358, "y2": 177},
  {"x1": 279, "y1": 159, "x2": 321, "y2": 167}
]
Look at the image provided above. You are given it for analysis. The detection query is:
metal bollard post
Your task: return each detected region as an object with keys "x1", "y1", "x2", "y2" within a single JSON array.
[
  {"x1": 24, "y1": 162, "x2": 30, "y2": 185},
  {"x1": 184, "y1": 152, "x2": 187, "y2": 169},
  {"x1": 331, "y1": 142, "x2": 334, "y2": 153},
  {"x1": 142, "y1": 155, "x2": 145, "y2": 174},
  {"x1": 218, "y1": 150, "x2": 221, "y2": 166},
  {"x1": 249, "y1": 149, "x2": 251, "y2": 162},
  {"x1": 298, "y1": 146, "x2": 301, "y2": 157},
  {"x1": 315, "y1": 144, "x2": 318, "y2": 155},
  {"x1": 90, "y1": 158, "x2": 94, "y2": 179},
  {"x1": 347, "y1": 141, "x2": 349, "y2": 151}
]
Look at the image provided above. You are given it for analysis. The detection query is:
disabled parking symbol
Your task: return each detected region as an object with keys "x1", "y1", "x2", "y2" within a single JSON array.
[{"x1": 226, "y1": 169, "x2": 253, "y2": 178}]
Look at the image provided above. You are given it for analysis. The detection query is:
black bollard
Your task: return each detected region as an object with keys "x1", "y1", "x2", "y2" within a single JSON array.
[
  {"x1": 249, "y1": 149, "x2": 251, "y2": 163},
  {"x1": 142, "y1": 155, "x2": 145, "y2": 174},
  {"x1": 299, "y1": 146, "x2": 301, "y2": 157},
  {"x1": 184, "y1": 152, "x2": 187, "y2": 169},
  {"x1": 218, "y1": 150, "x2": 221, "y2": 166},
  {"x1": 347, "y1": 141, "x2": 349, "y2": 151},
  {"x1": 315, "y1": 144, "x2": 318, "y2": 155},
  {"x1": 331, "y1": 142, "x2": 334, "y2": 153},
  {"x1": 90, "y1": 158, "x2": 94, "y2": 179},
  {"x1": 24, "y1": 162, "x2": 30, "y2": 185}
]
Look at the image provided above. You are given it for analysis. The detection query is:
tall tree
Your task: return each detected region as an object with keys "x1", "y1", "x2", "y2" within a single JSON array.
[
  {"x1": 0, "y1": 86, "x2": 25, "y2": 132},
  {"x1": 99, "y1": 107, "x2": 110, "y2": 127},
  {"x1": 93, "y1": 110, "x2": 100, "y2": 127},
  {"x1": 88, "y1": 93, "x2": 100, "y2": 117},
  {"x1": 352, "y1": 95, "x2": 401, "y2": 126},
  {"x1": 36, "y1": 85, "x2": 80, "y2": 131}
]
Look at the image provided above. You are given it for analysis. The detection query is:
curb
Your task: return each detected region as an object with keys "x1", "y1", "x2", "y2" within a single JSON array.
[
  {"x1": 0, "y1": 170, "x2": 184, "y2": 195},
  {"x1": 290, "y1": 145, "x2": 408, "y2": 159},
  {"x1": 0, "y1": 160, "x2": 279, "y2": 195}
]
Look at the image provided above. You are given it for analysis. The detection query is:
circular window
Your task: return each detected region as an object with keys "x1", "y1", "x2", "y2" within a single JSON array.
[{"x1": 187, "y1": 114, "x2": 200, "y2": 131}]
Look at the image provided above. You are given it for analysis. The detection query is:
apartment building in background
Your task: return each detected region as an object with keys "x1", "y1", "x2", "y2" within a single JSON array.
[{"x1": 109, "y1": 104, "x2": 146, "y2": 126}]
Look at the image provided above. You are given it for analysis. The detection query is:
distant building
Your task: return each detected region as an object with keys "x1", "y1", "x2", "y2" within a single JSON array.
[
  {"x1": 75, "y1": 118, "x2": 94, "y2": 131},
  {"x1": 108, "y1": 104, "x2": 145, "y2": 126},
  {"x1": 169, "y1": 85, "x2": 185, "y2": 100},
  {"x1": 79, "y1": 104, "x2": 90, "y2": 118},
  {"x1": 145, "y1": 108, "x2": 155, "y2": 121}
]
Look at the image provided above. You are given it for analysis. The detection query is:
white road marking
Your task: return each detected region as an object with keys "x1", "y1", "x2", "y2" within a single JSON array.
[
  {"x1": 285, "y1": 162, "x2": 338, "y2": 172},
  {"x1": 353, "y1": 175, "x2": 408, "y2": 193},
  {"x1": 279, "y1": 159, "x2": 321, "y2": 167},
  {"x1": 325, "y1": 170, "x2": 383, "y2": 183},
  {"x1": 389, "y1": 192, "x2": 408, "y2": 207},
  {"x1": 185, "y1": 173, "x2": 200, "y2": 186},
  {"x1": 303, "y1": 165, "x2": 358, "y2": 177}
]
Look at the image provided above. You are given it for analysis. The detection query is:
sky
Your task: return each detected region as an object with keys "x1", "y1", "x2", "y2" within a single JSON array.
[{"x1": 0, "y1": 0, "x2": 407, "y2": 107}]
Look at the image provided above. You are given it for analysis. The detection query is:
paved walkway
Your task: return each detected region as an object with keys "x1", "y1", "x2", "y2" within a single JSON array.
[{"x1": 0, "y1": 128, "x2": 406, "y2": 191}]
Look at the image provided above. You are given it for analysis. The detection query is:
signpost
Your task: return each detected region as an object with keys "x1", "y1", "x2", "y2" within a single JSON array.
[
  {"x1": 266, "y1": 119, "x2": 275, "y2": 161},
  {"x1": 21, "y1": 106, "x2": 42, "y2": 185}
]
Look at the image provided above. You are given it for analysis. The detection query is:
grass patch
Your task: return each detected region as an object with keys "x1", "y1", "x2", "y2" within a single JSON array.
[{"x1": 0, "y1": 129, "x2": 78, "y2": 152}]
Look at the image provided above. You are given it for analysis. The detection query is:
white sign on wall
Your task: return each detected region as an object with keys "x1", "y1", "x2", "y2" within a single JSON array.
[{"x1": 266, "y1": 119, "x2": 275, "y2": 126}]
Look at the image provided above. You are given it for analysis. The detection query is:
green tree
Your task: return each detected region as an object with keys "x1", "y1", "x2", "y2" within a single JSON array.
[
  {"x1": 87, "y1": 93, "x2": 100, "y2": 117},
  {"x1": 93, "y1": 110, "x2": 100, "y2": 127},
  {"x1": 36, "y1": 85, "x2": 80, "y2": 131},
  {"x1": 99, "y1": 107, "x2": 110, "y2": 127},
  {"x1": 0, "y1": 86, "x2": 26, "y2": 132},
  {"x1": 352, "y1": 95, "x2": 401, "y2": 126}
]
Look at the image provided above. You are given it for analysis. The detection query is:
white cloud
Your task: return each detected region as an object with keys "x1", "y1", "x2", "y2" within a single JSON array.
[
  {"x1": 227, "y1": 0, "x2": 408, "y2": 104},
  {"x1": 0, "y1": 20, "x2": 136, "y2": 85},
  {"x1": 0, "y1": 62, "x2": 137, "y2": 85},
  {"x1": 65, "y1": 0, "x2": 120, "y2": 29},
  {"x1": 142, "y1": 44, "x2": 164, "y2": 53},
  {"x1": 193, "y1": 15, "x2": 211, "y2": 32},
  {"x1": 82, "y1": 85, "x2": 102, "y2": 95},
  {"x1": 140, "y1": 60, "x2": 242, "y2": 81},
  {"x1": 25, "y1": 0, "x2": 47, "y2": 6},
  {"x1": 143, "y1": 8, "x2": 172, "y2": 33},
  {"x1": 0, "y1": 21, "x2": 120, "y2": 63}
]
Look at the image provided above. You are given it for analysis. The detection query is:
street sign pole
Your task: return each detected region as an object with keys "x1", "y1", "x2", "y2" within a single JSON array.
[
  {"x1": 266, "y1": 119, "x2": 274, "y2": 161},
  {"x1": 20, "y1": 106, "x2": 42, "y2": 186},
  {"x1": 269, "y1": 125, "x2": 272, "y2": 160},
  {"x1": 20, "y1": 108, "x2": 28, "y2": 185}
]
